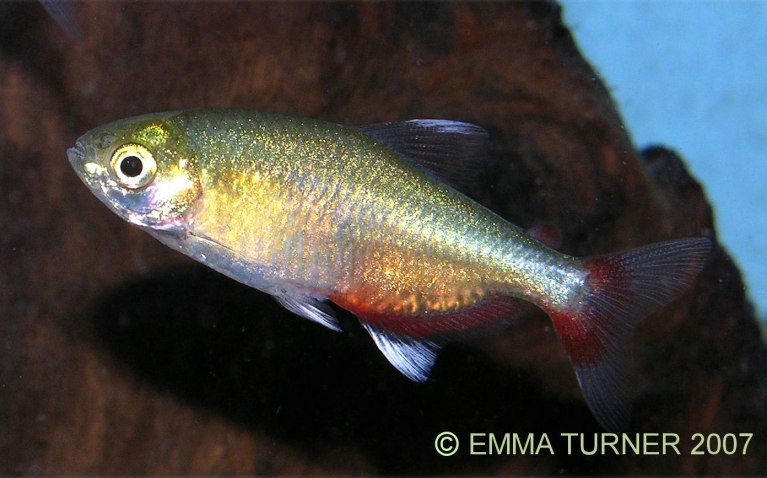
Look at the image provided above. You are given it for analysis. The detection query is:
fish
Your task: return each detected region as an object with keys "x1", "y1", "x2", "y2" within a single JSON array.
[{"x1": 67, "y1": 109, "x2": 711, "y2": 430}]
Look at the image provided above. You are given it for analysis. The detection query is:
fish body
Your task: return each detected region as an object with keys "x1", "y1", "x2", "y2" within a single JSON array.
[{"x1": 68, "y1": 109, "x2": 710, "y2": 430}]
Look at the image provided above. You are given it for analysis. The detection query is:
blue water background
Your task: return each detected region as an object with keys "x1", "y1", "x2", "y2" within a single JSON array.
[{"x1": 561, "y1": 1, "x2": 767, "y2": 323}]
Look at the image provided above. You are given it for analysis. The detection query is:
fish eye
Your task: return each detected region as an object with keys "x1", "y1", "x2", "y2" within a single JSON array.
[{"x1": 110, "y1": 143, "x2": 157, "y2": 189}]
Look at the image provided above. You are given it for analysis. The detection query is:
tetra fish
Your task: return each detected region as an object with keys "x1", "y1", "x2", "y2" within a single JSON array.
[{"x1": 68, "y1": 109, "x2": 710, "y2": 429}]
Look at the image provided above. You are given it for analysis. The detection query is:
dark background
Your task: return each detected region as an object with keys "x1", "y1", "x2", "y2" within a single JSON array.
[{"x1": 1, "y1": 2, "x2": 764, "y2": 474}]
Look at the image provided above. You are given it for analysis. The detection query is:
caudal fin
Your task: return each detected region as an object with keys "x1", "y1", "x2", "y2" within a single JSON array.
[{"x1": 549, "y1": 237, "x2": 711, "y2": 430}]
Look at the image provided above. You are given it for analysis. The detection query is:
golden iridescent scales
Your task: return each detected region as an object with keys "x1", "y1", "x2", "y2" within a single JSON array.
[
  {"x1": 189, "y1": 115, "x2": 530, "y2": 317},
  {"x1": 68, "y1": 109, "x2": 711, "y2": 430}
]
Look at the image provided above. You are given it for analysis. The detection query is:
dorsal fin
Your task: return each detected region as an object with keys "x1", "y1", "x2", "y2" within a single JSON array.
[{"x1": 359, "y1": 119, "x2": 490, "y2": 193}]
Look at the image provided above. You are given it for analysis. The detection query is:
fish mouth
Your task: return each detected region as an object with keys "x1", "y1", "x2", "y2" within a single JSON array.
[
  {"x1": 67, "y1": 140, "x2": 104, "y2": 188},
  {"x1": 66, "y1": 141, "x2": 92, "y2": 184},
  {"x1": 66, "y1": 141, "x2": 86, "y2": 167}
]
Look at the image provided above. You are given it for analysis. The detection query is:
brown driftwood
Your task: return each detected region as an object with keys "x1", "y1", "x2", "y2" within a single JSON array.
[{"x1": 1, "y1": 2, "x2": 764, "y2": 474}]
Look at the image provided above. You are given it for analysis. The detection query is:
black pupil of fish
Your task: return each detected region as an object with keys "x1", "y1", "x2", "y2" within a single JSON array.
[{"x1": 120, "y1": 156, "x2": 143, "y2": 177}]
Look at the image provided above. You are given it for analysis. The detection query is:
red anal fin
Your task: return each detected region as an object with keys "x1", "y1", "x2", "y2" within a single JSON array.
[
  {"x1": 331, "y1": 294, "x2": 532, "y2": 340},
  {"x1": 331, "y1": 294, "x2": 533, "y2": 383}
]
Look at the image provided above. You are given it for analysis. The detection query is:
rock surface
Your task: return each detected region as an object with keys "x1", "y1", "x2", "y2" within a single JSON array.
[{"x1": 1, "y1": 2, "x2": 764, "y2": 474}]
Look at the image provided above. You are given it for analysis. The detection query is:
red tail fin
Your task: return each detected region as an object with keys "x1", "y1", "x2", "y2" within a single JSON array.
[{"x1": 549, "y1": 238, "x2": 711, "y2": 430}]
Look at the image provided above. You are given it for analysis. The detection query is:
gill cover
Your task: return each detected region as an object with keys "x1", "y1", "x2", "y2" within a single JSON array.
[{"x1": 72, "y1": 115, "x2": 202, "y2": 230}]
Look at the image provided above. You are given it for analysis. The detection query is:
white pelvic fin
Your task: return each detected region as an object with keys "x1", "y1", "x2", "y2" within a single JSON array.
[
  {"x1": 273, "y1": 294, "x2": 341, "y2": 332},
  {"x1": 362, "y1": 323, "x2": 442, "y2": 382}
]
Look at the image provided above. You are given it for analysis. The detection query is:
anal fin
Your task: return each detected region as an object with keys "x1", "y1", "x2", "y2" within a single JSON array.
[{"x1": 334, "y1": 295, "x2": 533, "y2": 382}]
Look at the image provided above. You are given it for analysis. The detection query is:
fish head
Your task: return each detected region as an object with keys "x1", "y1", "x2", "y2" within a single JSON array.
[{"x1": 68, "y1": 113, "x2": 202, "y2": 232}]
